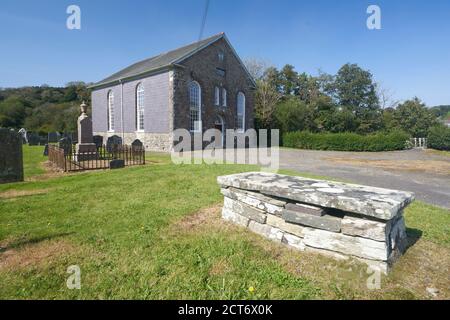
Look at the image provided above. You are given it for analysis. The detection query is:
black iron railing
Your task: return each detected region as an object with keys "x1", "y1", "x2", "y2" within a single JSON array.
[{"x1": 48, "y1": 144, "x2": 145, "y2": 172}]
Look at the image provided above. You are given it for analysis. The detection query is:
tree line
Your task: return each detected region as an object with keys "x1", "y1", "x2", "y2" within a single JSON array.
[{"x1": 247, "y1": 59, "x2": 446, "y2": 138}]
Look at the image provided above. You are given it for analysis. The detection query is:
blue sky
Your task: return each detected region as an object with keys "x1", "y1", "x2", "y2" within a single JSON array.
[{"x1": 0, "y1": 0, "x2": 449, "y2": 106}]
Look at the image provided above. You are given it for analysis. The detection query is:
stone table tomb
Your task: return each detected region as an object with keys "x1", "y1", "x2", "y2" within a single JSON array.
[{"x1": 217, "y1": 172, "x2": 415, "y2": 273}]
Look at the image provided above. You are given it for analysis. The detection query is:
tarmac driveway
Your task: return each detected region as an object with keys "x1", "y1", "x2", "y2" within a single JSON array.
[{"x1": 278, "y1": 148, "x2": 450, "y2": 209}]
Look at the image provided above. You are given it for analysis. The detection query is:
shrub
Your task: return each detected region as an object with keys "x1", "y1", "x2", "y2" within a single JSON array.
[
  {"x1": 283, "y1": 130, "x2": 411, "y2": 152},
  {"x1": 274, "y1": 98, "x2": 316, "y2": 134},
  {"x1": 428, "y1": 125, "x2": 450, "y2": 151}
]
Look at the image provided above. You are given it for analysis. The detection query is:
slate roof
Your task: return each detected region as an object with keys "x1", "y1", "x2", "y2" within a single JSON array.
[{"x1": 91, "y1": 33, "x2": 242, "y2": 89}]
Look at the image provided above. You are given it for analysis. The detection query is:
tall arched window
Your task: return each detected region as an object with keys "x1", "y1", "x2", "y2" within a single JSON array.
[
  {"x1": 136, "y1": 83, "x2": 145, "y2": 131},
  {"x1": 237, "y1": 92, "x2": 245, "y2": 132},
  {"x1": 189, "y1": 81, "x2": 201, "y2": 132},
  {"x1": 107, "y1": 90, "x2": 115, "y2": 132}
]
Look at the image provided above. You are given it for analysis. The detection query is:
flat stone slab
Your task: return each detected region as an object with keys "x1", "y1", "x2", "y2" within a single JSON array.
[
  {"x1": 283, "y1": 209, "x2": 342, "y2": 233},
  {"x1": 285, "y1": 203, "x2": 325, "y2": 217},
  {"x1": 303, "y1": 228, "x2": 389, "y2": 261},
  {"x1": 218, "y1": 172, "x2": 415, "y2": 221},
  {"x1": 341, "y1": 215, "x2": 390, "y2": 242},
  {"x1": 221, "y1": 188, "x2": 285, "y2": 215},
  {"x1": 223, "y1": 197, "x2": 267, "y2": 224}
]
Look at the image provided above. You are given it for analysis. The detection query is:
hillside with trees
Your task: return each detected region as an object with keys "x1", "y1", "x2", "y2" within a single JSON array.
[{"x1": 0, "y1": 82, "x2": 91, "y2": 134}]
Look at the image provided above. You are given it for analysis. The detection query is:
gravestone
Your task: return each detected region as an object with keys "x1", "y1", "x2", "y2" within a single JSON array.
[
  {"x1": 39, "y1": 136, "x2": 48, "y2": 146},
  {"x1": 131, "y1": 139, "x2": 143, "y2": 151},
  {"x1": 106, "y1": 135, "x2": 123, "y2": 153},
  {"x1": 93, "y1": 135, "x2": 103, "y2": 149},
  {"x1": 75, "y1": 102, "x2": 97, "y2": 160},
  {"x1": 0, "y1": 129, "x2": 24, "y2": 183},
  {"x1": 28, "y1": 133, "x2": 40, "y2": 146},
  {"x1": 110, "y1": 159, "x2": 125, "y2": 169},
  {"x1": 59, "y1": 137, "x2": 72, "y2": 156},
  {"x1": 48, "y1": 132, "x2": 60, "y2": 143}
]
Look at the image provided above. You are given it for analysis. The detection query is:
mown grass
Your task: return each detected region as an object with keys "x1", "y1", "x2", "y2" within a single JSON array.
[
  {"x1": 22, "y1": 146, "x2": 47, "y2": 178},
  {"x1": 426, "y1": 149, "x2": 450, "y2": 158},
  {"x1": 0, "y1": 146, "x2": 448, "y2": 299}
]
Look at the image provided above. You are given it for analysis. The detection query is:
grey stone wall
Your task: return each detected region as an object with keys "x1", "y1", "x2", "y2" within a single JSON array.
[
  {"x1": 172, "y1": 38, "x2": 255, "y2": 144},
  {"x1": 0, "y1": 129, "x2": 24, "y2": 184},
  {"x1": 93, "y1": 131, "x2": 173, "y2": 152}
]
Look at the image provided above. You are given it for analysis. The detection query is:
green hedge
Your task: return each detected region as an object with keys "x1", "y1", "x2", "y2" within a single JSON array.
[
  {"x1": 428, "y1": 125, "x2": 450, "y2": 151},
  {"x1": 283, "y1": 131, "x2": 410, "y2": 152}
]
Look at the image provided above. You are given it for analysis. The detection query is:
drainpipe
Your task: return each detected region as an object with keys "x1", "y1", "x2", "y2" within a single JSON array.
[{"x1": 119, "y1": 79, "x2": 124, "y2": 141}]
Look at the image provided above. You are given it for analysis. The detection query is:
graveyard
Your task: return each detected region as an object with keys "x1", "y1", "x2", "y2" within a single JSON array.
[
  {"x1": 0, "y1": 141, "x2": 449, "y2": 299},
  {"x1": 0, "y1": 105, "x2": 449, "y2": 299}
]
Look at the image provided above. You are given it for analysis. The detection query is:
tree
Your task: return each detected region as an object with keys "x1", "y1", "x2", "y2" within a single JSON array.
[
  {"x1": 393, "y1": 98, "x2": 438, "y2": 137},
  {"x1": 274, "y1": 98, "x2": 316, "y2": 134},
  {"x1": 244, "y1": 58, "x2": 271, "y2": 81},
  {"x1": 254, "y1": 79, "x2": 282, "y2": 129},
  {"x1": 333, "y1": 63, "x2": 379, "y2": 111},
  {"x1": 297, "y1": 73, "x2": 321, "y2": 104},
  {"x1": 382, "y1": 107, "x2": 396, "y2": 131},
  {"x1": 279, "y1": 64, "x2": 299, "y2": 96},
  {"x1": 430, "y1": 105, "x2": 450, "y2": 118},
  {"x1": 428, "y1": 125, "x2": 450, "y2": 151},
  {"x1": 0, "y1": 96, "x2": 28, "y2": 128},
  {"x1": 322, "y1": 64, "x2": 381, "y2": 133},
  {"x1": 264, "y1": 67, "x2": 282, "y2": 93},
  {"x1": 376, "y1": 83, "x2": 399, "y2": 109}
]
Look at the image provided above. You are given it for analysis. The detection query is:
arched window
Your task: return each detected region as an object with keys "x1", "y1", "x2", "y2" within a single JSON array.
[
  {"x1": 237, "y1": 92, "x2": 245, "y2": 132},
  {"x1": 189, "y1": 81, "x2": 201, "y2": 132},
  {"x1": 107, "y1": 90, "x2": 115, "y2": 132},
  {"x1": 136, "y1": 83, "x2": 145, "y2": 131}
]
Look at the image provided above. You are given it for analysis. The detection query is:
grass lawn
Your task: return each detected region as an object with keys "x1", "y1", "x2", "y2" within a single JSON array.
[
  {"x1": 23, "y1": 146, "x2": 47, "y2": 178},
  {"x1": 0, "y1": 146, "x2": 449, "y2": 299},
  {"x1": 426, "y1": 149, "x2": 450, "y2": 158}
]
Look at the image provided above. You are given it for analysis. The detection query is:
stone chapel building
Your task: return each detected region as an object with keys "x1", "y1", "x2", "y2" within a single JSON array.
[{"x1": 90, "y1": 33, "x2": 256, "y2": 151}]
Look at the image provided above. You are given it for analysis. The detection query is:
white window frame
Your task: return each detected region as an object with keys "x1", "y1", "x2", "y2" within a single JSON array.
[
  {"x1": 214, "y1": 86, "x2": 220, "y2": 106},
  {"x1": 189, "y1": 81, "x2": 202, "y2": 133},
  {"x1": 222, "y1": 88, "x2": 227, "y2": 107},
  {"x1": 107, "y1": 90, "x2": 115, "y2": 132},
  {"x1": 237, "y1": 92, "x2": 246, "y2": 133},
  {"x1": 136, "y1": 83, "x2": 145, "y2": 132}
]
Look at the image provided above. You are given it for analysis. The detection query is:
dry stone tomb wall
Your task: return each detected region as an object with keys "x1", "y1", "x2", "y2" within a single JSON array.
[{"x1": 218, "y1": 172, "x2": 415, "y2": 274}]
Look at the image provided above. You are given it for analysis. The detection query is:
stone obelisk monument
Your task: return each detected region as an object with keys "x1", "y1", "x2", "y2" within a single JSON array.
[{"x1": 76, "y1": 101, "x2": 97, "y2": 159}]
